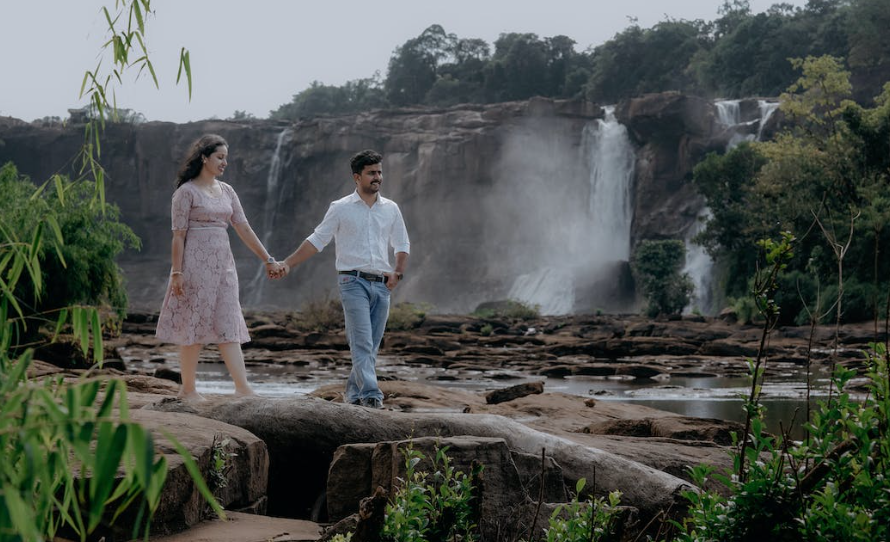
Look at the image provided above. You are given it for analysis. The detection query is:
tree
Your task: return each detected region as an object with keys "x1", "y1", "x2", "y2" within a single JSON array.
[
  {"x1": 587, "y1": 20, "x2": 706, "y2": 103},
  {"x1": 631, "y1": 239, "x2": 694, "y2": 317},
  {"x1": 270, "y1": 75, "x2": 386, "y2": 119},
  {"x1": 385, "y1": 24, "x2": 455, "y2": 106},
  {"x1": 694, "y1": 55, "x2": 890, "y2": 324}
]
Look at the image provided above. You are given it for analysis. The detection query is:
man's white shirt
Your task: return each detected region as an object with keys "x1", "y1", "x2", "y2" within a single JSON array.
[{"x1": 307, "y1": 191, "x2": 410, "y2": 274}]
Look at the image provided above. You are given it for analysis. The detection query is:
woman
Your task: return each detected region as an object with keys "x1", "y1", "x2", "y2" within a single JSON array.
[{"x1": 156, "y1": 134, "x2": 282, "y2": 400}]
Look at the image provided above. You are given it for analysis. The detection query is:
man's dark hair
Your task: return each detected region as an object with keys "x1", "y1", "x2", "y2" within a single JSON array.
[{"x1": 350, "y1": 149, "x2": 383, "y2": 175}]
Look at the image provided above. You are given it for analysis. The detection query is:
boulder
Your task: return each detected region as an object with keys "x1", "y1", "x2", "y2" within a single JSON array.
[{"x1": 127, "y1": 408, "x2": 269, "y2": 536}]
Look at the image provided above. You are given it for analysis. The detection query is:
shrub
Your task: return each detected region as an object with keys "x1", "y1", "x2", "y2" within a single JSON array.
[
  {"x1": 818, "y1": 277, "x2": 887, "y2": 324},
  {"x1": 665, "y1": 343, "x2": 890, "y2": 542},
  {"x1": 537, "y1": 479, "x2": 623, "y2": 542},
  {"x1": 380, "y1": 444, "x2": 481, "y2": 541},
  {"x1": 473, "y1": 299, "x2": 540, "y2": 320},
  {"x1": 0, "y1": 162, "x2": 139, "y2": 349},
  {"x1": 729, "y1": 295, "x2": 762, "y2": 325},
  {"x1": 631, "y1": 239, "x2": 693, "y2": 317},
  {"x1": 291, "y1": 297, "x2": 344, "y2": 332},
  {"x1": 386, "y1": 302, "x2": 433, "y2": 331},
  {"x1": 0, "y1": 169, "x2": 221, "y2": 541}
]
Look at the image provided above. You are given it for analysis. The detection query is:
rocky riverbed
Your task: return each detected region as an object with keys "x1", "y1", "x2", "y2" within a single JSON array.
[{"x1": 31, "y1": 311, "x2": 886, "y2": 541}]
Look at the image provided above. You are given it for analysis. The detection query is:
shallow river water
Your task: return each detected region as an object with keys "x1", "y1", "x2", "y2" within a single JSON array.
[{"x1": 128, "y1": 351, "x2": 841, "y2": 440}]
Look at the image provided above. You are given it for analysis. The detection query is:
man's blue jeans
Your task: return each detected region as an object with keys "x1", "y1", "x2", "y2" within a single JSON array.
[{"x1": 338, "y1": 274, "x2": 390, "y2": 403}]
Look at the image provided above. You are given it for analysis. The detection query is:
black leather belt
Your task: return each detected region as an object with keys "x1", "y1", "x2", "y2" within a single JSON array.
[{"x1": 339, "y1": 270, "x2": 386, "y2": 282}]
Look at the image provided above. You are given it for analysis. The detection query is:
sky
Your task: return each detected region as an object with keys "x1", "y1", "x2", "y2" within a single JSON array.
[{"x1": 1, "y1": 0, "x2": 808, "y2": 123}]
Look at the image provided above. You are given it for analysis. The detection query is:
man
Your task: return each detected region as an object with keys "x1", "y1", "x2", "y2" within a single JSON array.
[{"x1": 277, "y1": 150, "x2": 409, "y2": 409}]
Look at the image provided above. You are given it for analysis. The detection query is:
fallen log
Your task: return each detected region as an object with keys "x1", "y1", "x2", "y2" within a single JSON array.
[{"x1": 147, "y1": 395, "x2": 694, "y2": 524}]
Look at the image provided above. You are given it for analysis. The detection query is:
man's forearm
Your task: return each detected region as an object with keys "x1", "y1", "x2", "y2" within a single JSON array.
[
  {"x1": 283, "y1": 240, "x2": 319, "y2": 270},
  {"x1": 394, "y1": 252, "x2": 408, "y2": 274}
]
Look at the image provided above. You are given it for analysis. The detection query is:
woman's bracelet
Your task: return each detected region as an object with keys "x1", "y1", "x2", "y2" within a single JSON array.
[{"x1": 171, "y1": 270, "x2": 183, "y2": 276}]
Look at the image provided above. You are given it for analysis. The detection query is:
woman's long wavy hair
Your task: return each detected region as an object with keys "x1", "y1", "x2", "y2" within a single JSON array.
[{"x1": 175, "y1": 134, "x2": 228, "y2": 189}]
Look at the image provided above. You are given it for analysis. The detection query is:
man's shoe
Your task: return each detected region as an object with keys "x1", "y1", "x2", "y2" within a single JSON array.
[
  {"x1": 348, "y1": 398, "x2": 361, "y2": 406},
  {"x1": 361, "y1": 397, "x2": 384, "y2": 409}
]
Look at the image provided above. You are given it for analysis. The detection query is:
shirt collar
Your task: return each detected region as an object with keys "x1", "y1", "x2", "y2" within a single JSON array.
[{"x1": 349, "y1": 190, "x2": 385, "y2": 205}]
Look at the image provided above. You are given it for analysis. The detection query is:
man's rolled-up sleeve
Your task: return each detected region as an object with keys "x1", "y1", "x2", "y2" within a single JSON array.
[
  {"x1": 390, "y1": 204, "x2": 410, "y2": 254},
  {"x1": 306, "y1": 202, "x2": 339, "y2": 251}
]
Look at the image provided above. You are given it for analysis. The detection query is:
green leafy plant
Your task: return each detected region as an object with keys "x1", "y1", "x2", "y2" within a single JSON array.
[
  {"x1": 209, "y1": 435, "x2": 235, "y2": 494},
  {"x1": 0, "y1": 3, "x2": 221, "y2": 541},
  {"x1": 666, "y1": 342, "x2": 890, "y2": 542},
  {"x1": 537, "y1": 479, "x2": 622, "y2": 542},
  {"x1": 473, "y1": 299, "x2": 540, "y2": 320},
  {"x1": 631, "y1": 239, "x2": 694, "y2": 317},
  {"x1": 1, "y1": 163, "x2": 140, "y2": 353},
  {"x1": 381, "y1": 443, "x2": 482, "y2": 542}
]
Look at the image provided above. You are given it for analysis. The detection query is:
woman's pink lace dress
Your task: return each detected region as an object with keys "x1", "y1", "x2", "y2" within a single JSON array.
[{"x1": 155, "y1": 181, "x2": 251, "y2": 345}]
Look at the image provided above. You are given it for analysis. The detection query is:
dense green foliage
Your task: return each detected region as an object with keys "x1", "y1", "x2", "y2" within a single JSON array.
[
  {"x1": 665, "y1": 344, "x2": 890, "y2": 542},
  {"x1": 631, "y1": 239, "x2": 694, "y2": 317},
  {"x1": 693, "y1": 56, "x2": 890, "y2": 324},
  {"x1": 0, "y1": 163, "x2": 139, "y2": 349},
  {"x1": 381, "y1": 444, "x2": 481, "y2": 542},
  {"x1": 537, "y1": 480, "x2": 622, "y2": 542},
  {"x1": 270, "y1": 0, "x2": 890, "y2": 119}
]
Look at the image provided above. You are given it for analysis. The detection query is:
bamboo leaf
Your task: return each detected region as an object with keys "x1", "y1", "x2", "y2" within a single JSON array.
[
  {"x1": 89, "y1": 423, "x2": 128, "y2": 530},
  {"x1": 3, "y1": 487, "x2": 42, "y2": 541},
  {"x1": 53, "y1": 173, "x2": 66, "y2": 204},
  {"x1": 91, "y1": 308, "x2": 103, "y2": 364},
  {"x1": 97, "y1": 379, "x2": 119, "y2": 419},
  {"x1": 45, "y1": 214, "x2": 67, "y2": 268},
  {"x1": 52, "y1": 308, "x2": 69, "y2": 342},
  {"x1": 131, "y1": 425, "x2": 154, "y2": 487},
  {"x1": 145, "y1": 57, "x2": 159, "y2": 88},
  {"x1": 132, "y1": 1, "x2": 145, "y2": 36},
  {"x1": 0, "y1": 274, "x2": 25, "y2": 320},
  {"x1": 177, "y1": 48, "x2": 192, "y2": 100},
  {"x1": 0, "y1": 349, "x2": 31, "y2": 395}
]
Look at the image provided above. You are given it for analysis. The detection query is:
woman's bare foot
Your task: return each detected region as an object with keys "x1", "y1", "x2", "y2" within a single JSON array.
[
  {"x1": 234, "y1": 388, "x2": 257, "y2": 397},
  {"x1": 177, "y1": 391, "x2": 207, "y2": 402}
]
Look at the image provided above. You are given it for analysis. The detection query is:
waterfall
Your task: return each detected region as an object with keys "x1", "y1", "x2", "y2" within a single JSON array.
[
  {"x1": 507, "y1": 106, "x2": 635, "y2": 315},
  {"x1": 584, "y1": 106, "x2": 636, "y2": 261},
  {"x1": 684, "y1": 99, "x2": 779, "y2": 314},
  {"x1": 247, "y1": 128, "x2": 292, "y2": 305},
  {"x1": 683, "y1": 209, "x2": 716, "y2": 314},
  {"x1": 715, "y1": 99, "x2": 741, "y2": 127},
  {"x1": 756, "y1": 100, "x2": 780, "y2": 141}
]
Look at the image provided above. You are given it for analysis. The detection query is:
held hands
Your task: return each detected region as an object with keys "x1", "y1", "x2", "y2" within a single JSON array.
[{"x1": 265, "y1": 260, "x2": 289, "y2": 280}]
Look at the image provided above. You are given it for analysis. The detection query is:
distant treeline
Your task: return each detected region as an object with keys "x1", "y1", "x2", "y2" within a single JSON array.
[{"x1": 269, "y1": 0, "x2": 890, "y2": 119}]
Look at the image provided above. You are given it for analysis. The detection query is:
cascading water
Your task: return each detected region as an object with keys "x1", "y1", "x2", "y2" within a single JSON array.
[
  {"x1": 684, "y1": 99, "x2": 779, "y2": 314},
  {"x1": 584, "y1": 106, "x2": 635, "y2": 261},
  {"x1": 507, "y1": 106, "x2": 635, "y2": 314},
  {"x1": 247, "y1": 128, "x2": 292, "y2": 305},
  {"x1": 756, "y1": 100, "x2": 780, "y2": 141}
]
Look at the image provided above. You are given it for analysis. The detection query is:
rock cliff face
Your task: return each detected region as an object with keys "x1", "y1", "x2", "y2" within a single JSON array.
[{"x1": 0, "y1": 94, "x2": 775, "y2": 314}]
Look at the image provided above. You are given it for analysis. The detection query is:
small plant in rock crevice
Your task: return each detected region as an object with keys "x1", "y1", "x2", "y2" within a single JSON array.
[
  {"x1": 530, "y1": 478, "x2": 622, "y2": 542},
  {"x1": 208, "y1": 435, "x2": 236, "y2": 495},
  {"x1": 381, "y1": 444, "x2": 482, "y2": 542}
]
